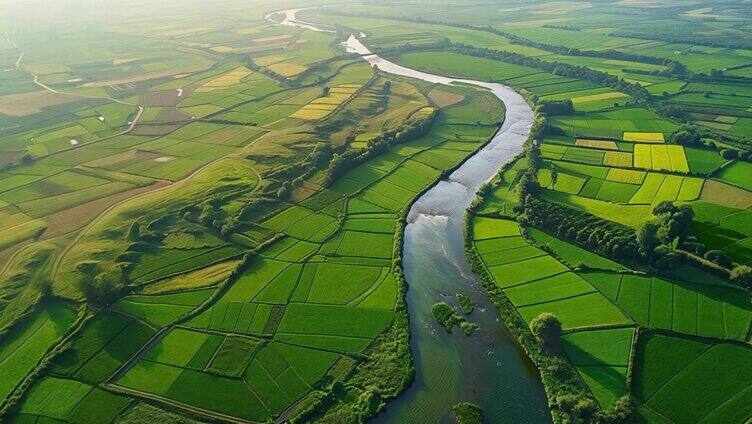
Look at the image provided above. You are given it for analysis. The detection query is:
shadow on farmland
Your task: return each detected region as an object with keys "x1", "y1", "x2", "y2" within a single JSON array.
[{"x1": 560, "y1": 338, "x2": 627, "y2": 405}]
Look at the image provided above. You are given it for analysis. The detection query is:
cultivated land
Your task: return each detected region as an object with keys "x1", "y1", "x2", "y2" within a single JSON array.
[{"x1": 1, "y1": 1, "x2": 752, "y2": 423}]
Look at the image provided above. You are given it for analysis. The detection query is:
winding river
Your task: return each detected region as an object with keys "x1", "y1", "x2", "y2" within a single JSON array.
[{"x1": 270, "y1": 9, "x2": 551, "y2": 423}]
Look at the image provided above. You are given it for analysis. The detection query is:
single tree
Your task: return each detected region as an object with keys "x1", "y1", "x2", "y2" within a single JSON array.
[{"x1": 530, "y1": 313, "x2": 562, "y2": 347}]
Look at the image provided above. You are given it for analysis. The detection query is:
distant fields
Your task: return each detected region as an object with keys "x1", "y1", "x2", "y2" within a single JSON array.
[{"x1": 3, "y1": 1, "x2": 752, "y2": 423}]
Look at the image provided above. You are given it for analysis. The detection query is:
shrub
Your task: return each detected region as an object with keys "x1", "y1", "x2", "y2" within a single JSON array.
[
  {"x1": 731, "y1": 265, "x2": 752, "y2": 290},
  {"x1": 704, "y1": 250, "x2": 732, "y2": 268},
  {"x1": 720, "y1": 149, "x2": 739, "y2": 160},
  {"x1": 530, "y1": 313, "x2": 562, "y2": 348}
]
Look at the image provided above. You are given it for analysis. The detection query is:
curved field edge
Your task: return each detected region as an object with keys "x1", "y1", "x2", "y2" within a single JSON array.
[
  {"x1": 462, "y1": 147, "x2": 616, "y2": 422},
  {"x1": 0, "y1": 78, "x2": 506, "y2": 423},
  {"x1": 291, "y1": 82, "x2": 510, "y2": 422}
]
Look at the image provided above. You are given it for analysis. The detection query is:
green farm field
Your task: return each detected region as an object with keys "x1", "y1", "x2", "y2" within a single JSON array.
[{"x1": 2, "y1": 1, "x2": 752, "y2": 423}]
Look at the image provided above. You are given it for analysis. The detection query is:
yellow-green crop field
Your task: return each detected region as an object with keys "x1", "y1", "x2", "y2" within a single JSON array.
[
  {"x1": 623, "y1": 132, "x2": 665, "y2": 143},
  {"x1": 2, "y1": 2, "x2": 752, "y2": 424}
]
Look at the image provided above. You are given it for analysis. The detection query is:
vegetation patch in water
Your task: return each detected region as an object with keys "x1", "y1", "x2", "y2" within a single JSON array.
[
  {"x1": 456, "y1": 293, "x2": 474, "y2": 315},
  {"x1": 453, "y1": 402, "x2": 484, "y2": 424},
  {"x1": 431, "y1": 302, "x2": 477, "y2": 335}
]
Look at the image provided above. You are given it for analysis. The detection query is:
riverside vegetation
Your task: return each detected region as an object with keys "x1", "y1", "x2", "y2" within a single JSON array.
[{"x1": 1, "y1": 1, "x2": 752, "y2": 423}]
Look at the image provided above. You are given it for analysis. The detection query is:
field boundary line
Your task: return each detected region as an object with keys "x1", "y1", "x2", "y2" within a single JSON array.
[
  {"x1": 50, "y1": 129, "x2": 271, "y2": 283},
  {"x1": 696, "y1": 383, "x2": 752, "y2": 423},
  {"x1": 639, "y1": 404, "x2": 676, "y2": 424},
  {"x1": 513, "y1": 290, "x2": 598, "y2": 309},
  {"x1": 643, "y1": 343, "x2": 713, "y2": 403},
  {"x1": 102, "y1": 383, "x2": 259, "y2": 424},
  {"x1": 106, "y1": 325, "x2": 172, "y2": 385}
]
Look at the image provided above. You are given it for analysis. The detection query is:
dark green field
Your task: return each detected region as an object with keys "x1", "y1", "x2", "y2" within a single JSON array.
[{"x1": 1, "y1": 0, "x2": 751, "y2": 423}]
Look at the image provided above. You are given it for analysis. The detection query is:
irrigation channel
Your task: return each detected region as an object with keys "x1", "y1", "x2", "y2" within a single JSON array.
[{"x1": 271, "y1": 9, "x2": 551, "y2": 423}]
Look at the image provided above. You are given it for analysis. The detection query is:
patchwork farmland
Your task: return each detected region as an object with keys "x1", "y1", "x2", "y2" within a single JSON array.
[{"x1": 1, "y1": 1, "x2": 752, "y2": 423}]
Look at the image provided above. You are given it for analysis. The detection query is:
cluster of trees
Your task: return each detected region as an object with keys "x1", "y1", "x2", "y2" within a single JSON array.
[
  {"x1": 731, "y1": 266, "x2": 752, "y2": 290},
  {"x1": 498, "y1": 33, "x2": 686, "y2": 76},
  {"x1": 452, "y1": 402, "x2": 484, "y2": 424},
  {"x1": 719, "y1": 146, "x2": 752, "y2": 162},
  {"x1": 654, "y1": 103, "x2": 689, "y2": 122},
  {"x1": 692, "y1": 71, "x2": 752, "y2": 84},
  {"x1": 75, "y1": 267, "x2": 123, "y2": 307},
  {"x1": 536, "y1": 99, "x2": 574, "y2": 116},
  {"x1": 520, "y1": 195, "x2": 640, "y2": 261},
  {"x1": 0, "y1": 152, "x2": 35, "y2": 173},
  {"x1": 670, "y1": 126, "x2": 703, "y2": 146},
  {"x1": 516, "y1": 147, "x2": 640, "y2": 265},
  {"x1": 610, "y1": 30, "x2": 752, "y2": 52},
  {"x1": 542, "y1": 24, "x2": 581, "y2": 32},
  {"x1": 670, "y1": 126, "x2": 752, "y2": 163},
  {"x1": 431, "y1": 302, "x2": 477, "y2": 335},
  {"x1": 637, "y1": 202, "x2": 694, "y2": 269},
  {"x1": 449, "y1": 44, "x2": 651, "y2": 103}
]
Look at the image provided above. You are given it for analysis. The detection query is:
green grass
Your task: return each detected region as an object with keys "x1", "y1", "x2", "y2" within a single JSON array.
[
  {"x1": 717, "y1": 161, "x2": 752, "y2": 191},
  {"x1": 18, "y1": 376, "x2": 131, "y2": 423},
  {"x1": 472, "y1": 217, "x2": 521, "y2": 241},
  {"x1": 578, "y1": 366, "x2": 629, "y2": 411},
  {"x1": 475, "y1": 236, "x2": 529, "y2": 254},
  {"x1": 580, "y1": 272, "x2": 623, "y2": 301},
  {"x1": 223, "y1": 258, "x2": 289, "y2": 302},
  {"x1": 144, "y1": 328, "x2": 208, "y2": 367},
  {"x1": 527, "y1": 228, "x2": 627, "y2": 270},
  {"x1": 166, "y1": 369, "x2": 268, "y2": 421},
  {"x1": 337, "y1": 231, "x2": 393, "y2": 258},
  {"x1": 276, "y1": 304, "x2": 393, "y2": 338},
  {"x1": 50, "y1": 311, "x2": 130, "y2": 375},
  {"x1": 19, "y1": 377, "x2": 91, "y2": 420},
  {"x1": 605, "y1": 273, "x2": 752, "y2": 341},
  {"x1": 306, "y1": 264, "x2": 384, "y2": 304},
  {"x1": 542, "y1": 190, "x2": 652, "y2": 229},
  {"x1": 270, "y1": 342, "x2": 339, "y2": 385},
  {"x1": 487, "y1": 255, "x2": 570, "y2": 287},
  {"x1": 254, "y1": 264, "x2": 302, "y2": 304},
  {"x1": 118, "y1": 360, "x2": 183, "y2": 395},
  {"x1": 517, "y1": 292, "x2": 632, "y2": 329},
  {"x1": 0, "y1": 301, "x2": 77, "y2": 402},
  {"x1": 643, "y1": 339, "x2": 752, "y2": 423},
  {"x1": 595, "y1": 180, "x2": 639, "y2": 204},
  {"x1": 481, "y1": 245, "x2": 546, "y2": 267},
  {"x1": 394, "y1": 51, "x2": 539, "y2": 82},
  {"x1": 186, "y1": 333, "x2": 224, "y2": 370},
  {"x1": 243, "y1": 359, "x2": 291, "y2": 414},
  {"x1": 206, "y1": 336, "x2": 260, "y2": 376},
  {"x1": 274, "y1": 333, "x2": 371, "y2": 354},
  {"x1": 504, "y1": 272, "x2": 595, "y2": 306},
  {"x1": 52, "y1": 311, "x2": 155, "y2": 384},
  {"x1": 684, "y1": 146, "x2": 726, "y2": 175},
  {"x1": 112, "y1": 289, "x2": 214, "y2": 327}
]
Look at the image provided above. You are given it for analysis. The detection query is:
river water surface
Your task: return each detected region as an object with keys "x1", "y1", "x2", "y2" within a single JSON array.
[{"x1": 271, "y1": 9, "x2": 551, "y2": 423}]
